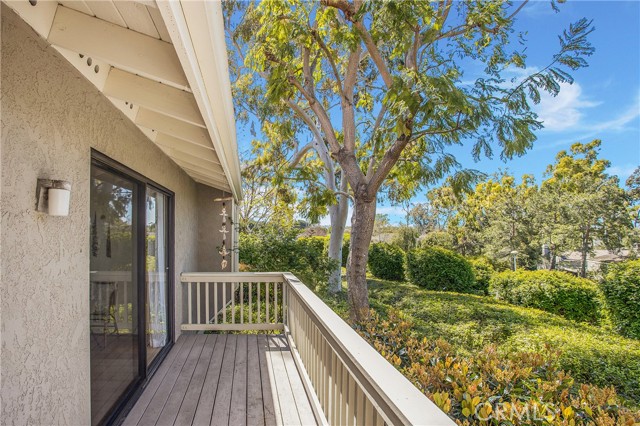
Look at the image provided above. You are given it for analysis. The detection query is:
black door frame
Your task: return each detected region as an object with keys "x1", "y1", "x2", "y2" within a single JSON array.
[{"x1": 90, "y1": 149, "x2": 175, "y2": 426}]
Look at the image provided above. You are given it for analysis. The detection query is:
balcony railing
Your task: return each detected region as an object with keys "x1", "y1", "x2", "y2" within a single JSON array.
[{"x1": 181, "y1": 272, "x2": 454, "y2": 426}]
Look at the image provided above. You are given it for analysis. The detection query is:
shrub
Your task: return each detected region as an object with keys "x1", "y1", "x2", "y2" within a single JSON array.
[
  {"x1": 357, "y1": 310, "x2": 640, "y2": 425},
  {"x1": 406, "y1": 246, "x2": 476, "y2": 293},
  {"x1": 419, "y1": 230, "x2": 455, "y2": 250},
  {"x1": 489, "y1": 270, "x2": 603, "y2": 324},
  {"x1": 296, "y1": 236, "x2": 327, "y2": 270},
  {"x1": 601, "y1": 260, "x2": 640, "y2": 339},
  {"x1": 468, "y1": 256, "x2": 495, "y2": 294},
  {"x1": 368, "y1": 243, "x2": 405, "y2": 281},
  {"x1": 239, "y1": 227, "x2": 334, "y2": 288}
]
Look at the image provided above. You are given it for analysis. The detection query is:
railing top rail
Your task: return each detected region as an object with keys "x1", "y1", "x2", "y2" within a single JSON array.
[
  {"x1": 181, "y1": 272, "x2": 285, "y2": 283},
  {"x1": 283, "y1": 272, "x2": 455, "y2": 426}
]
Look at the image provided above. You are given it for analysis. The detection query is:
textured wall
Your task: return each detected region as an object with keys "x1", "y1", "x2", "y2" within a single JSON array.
[
  {"x1": 1, "y1": 7, "x2": 201, "y2": 424},
  {"x1": 197, "y1": 183, "x2": 233, "y2": 272}
]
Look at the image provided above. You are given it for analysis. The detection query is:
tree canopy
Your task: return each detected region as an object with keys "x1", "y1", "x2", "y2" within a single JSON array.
[{"x1": 227, "y1": 0, "x2": 594, "y2": 319}]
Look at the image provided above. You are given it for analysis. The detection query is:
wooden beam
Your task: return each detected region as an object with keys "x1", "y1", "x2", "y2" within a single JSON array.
[
  {"x1": 171, "y1": 158, "x2": 227, "y2": 180},
  {"x1": 155, "y1": 133, "x2": 220, "y2": 164},
  {"x1": 193, "y1": 177, "x2": 231, "y2": 192},
  {"x1": 48, "y1": 5, "x2": 188, "y2": 89},
  {"x1": 135, "y1": 108, "x2": 210, "y2": 149},
  {"x1": 3, "y1": 0, "x2": 58, "y2": 39},
  {"x1": 155, "y1": 143, "x2": 221, "y2": 172},
  {"x1": 179, "y1": 167, "x2": 231, "y2": 189},
  {"x1": 104, "y1": 68, "x2": 204, "y2": 127}
]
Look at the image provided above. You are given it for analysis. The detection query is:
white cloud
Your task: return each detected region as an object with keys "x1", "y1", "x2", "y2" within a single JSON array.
[
  {"x1": 583, "y1": 102, "x2": 640, "y2": 133},
  {"x1": 608, "y1": 164, "x2": 638, "y2": 182},
  {"x1": 535, "y1": 82, "x2": 600, "y2": 131}
]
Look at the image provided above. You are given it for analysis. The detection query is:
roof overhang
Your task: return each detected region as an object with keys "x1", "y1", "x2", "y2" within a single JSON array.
[{"x1": 3, "y1": 0, "x2": 242, "y2": 201}]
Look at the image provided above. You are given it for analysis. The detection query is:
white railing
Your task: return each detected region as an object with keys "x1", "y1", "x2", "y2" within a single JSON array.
[
  {"x1": 181, "y1": 272, "x2": 285, "y2": 331},
  {"x1": 180, "y1": 272, "x2": 455, "y2": 426}
]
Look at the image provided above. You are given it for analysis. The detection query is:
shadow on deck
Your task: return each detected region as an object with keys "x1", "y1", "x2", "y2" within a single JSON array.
[{"x1": 123, "y1": 334, "x2": 318, "y2": 426}]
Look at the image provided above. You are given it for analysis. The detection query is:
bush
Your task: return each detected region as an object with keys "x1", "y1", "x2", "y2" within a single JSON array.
[
  {"x1": 239, "y1": 227, "x2": 334, "y2": 288},
  {"x1": 357, "y1": 310, "x2": 640, "y2": 425},
  {"x1": 406, "y1": 246, "x2": 476, "y2": 293},
  {"x1": 489, "y1": 270, "x2": 603, "y2": 324},
  {"x1": 368, "y1": 243, "x2": 405, "y2": 281},
  {"x1": 419, "y1": 230, "x2": 455, "y2": 250},
  {"x1": 469, "y1": 256, "x2": 495, "y2": 294},
  {"x1": 296, "y1": 236, "x2": 327, "y2": 270},
  {"x1": 601, "y1": 260, "x2": 640, "y2": 339},
  {"x1": 363, "y1": 281, "x2": 640, "y2": 405}
]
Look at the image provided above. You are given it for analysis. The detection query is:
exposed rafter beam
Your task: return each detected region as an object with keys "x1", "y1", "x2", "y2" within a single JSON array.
[
  {"x1": 48, "y1": 5, "x2": 188, "y2": 90},
  {"x1": 155, "y1": 142, "x2": 223, "y2": 173},
  {"x1": 135, "y1": 108, "x2": 210, "y2": 148},
  {"x1": 104, "y1": 68, "x2": 204, "y2": 127},
  {"x1": 173, "y1": 160, "x2": 230, "y2": 185},
  {"x1": 179, "y1": 166, "x2": 231, "y2": 190},
  {"x1": 155, "y1": 133, "x2": 221, "y2": 164}
]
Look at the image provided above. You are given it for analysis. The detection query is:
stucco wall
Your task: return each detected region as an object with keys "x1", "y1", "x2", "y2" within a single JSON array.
[
  {"x1": 197, "y1": 183, "x2": 234, "y2": 272},
  {"x1": 0, "y1": 7, "x2": 202, "y2": 424}
]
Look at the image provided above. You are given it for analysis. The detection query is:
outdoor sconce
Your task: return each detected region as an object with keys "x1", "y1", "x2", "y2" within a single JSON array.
[{"x1": 36, "y1": 179, "x2": 71, "y2": 216}]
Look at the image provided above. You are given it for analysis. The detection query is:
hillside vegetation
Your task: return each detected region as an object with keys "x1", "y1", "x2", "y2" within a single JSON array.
[{"x1": 320, "y1": 278, "x2": 640, "y2": 406}]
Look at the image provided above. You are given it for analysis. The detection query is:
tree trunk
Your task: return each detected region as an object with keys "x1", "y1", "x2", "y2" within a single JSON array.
[
  {"x1": 347, "y1": 195, "x2": 376, "y2": 322},
  {"x1": 580, "y1": 225, "x2": 590, "y2": 278},
  {"x1": 327, "y1": 189, "x2": 349, "y2": 293}
]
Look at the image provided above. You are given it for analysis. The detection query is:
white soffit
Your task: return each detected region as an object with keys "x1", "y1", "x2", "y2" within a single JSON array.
[{"x1": 3, "y1": 0, "x2": 239, "y2": 197}]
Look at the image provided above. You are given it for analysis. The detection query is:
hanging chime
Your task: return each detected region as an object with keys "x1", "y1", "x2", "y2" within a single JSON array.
[{"x1": 219, "y1": 202, "x2": 229, "y2": 269}]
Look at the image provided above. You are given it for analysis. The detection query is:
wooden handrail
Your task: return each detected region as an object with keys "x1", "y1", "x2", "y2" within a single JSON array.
[{"x1": 283, "y1": 273, "x2": 455, "y2": 426}]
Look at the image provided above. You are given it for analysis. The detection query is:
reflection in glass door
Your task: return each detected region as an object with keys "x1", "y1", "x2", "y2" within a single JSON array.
[
  {"x1": 146, "y1": 189, "x2": 169, "y2": 365},
  {"x1": 89, "y1": 165, "x2": 140, "y2": 426}
]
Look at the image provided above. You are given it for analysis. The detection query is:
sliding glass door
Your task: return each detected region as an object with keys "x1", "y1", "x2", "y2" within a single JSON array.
[{"x1": 89, "y1": 155, "x2": 173, "y2": 425}]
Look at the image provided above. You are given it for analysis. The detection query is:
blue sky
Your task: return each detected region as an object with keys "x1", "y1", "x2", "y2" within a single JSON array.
[{"x1": 235, "y1": 1, "x2": 640, "y2": 225}]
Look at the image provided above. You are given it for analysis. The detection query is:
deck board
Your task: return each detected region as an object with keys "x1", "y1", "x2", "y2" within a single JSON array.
[
  {"x1": 192, "y1": 334, "x2": 227, "y2": 425},
  {"x1": 246, "y1": 335, "x2": 265, "y2": 426},
  {"x1": 124, "y1": 333, "x2": 317, "y2": 426},
  {"x1": 174, "y1": 334, "x2": 218, "y2": 426}
]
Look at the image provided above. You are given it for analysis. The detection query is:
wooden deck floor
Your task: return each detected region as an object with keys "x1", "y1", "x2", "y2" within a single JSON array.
[{"x1": 122, "y1": 334, "x2": 318, "y2": 426}]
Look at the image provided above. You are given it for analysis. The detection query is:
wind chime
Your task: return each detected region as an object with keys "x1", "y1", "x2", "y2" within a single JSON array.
[{"x1": 219, "y1": 201, "x2": 229, "y2": 270}]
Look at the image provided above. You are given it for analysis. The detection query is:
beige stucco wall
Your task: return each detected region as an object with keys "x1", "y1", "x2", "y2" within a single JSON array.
[
  {"x1": 197, "y1": 183, "x2": 234, "y2": 272},
  {"x1": 0, "y1": 7, "x2": 208, "y2": 424}
]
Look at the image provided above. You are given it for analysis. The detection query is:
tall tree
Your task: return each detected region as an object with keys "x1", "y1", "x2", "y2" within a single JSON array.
[
  {"x1": 233, "y1": 0, "x2": 594, "y2": 319},
  {"x1": 225, "y1": 1, "x2": 350, "y2": 294},
  {"x1": 540, "y1": 140, "x2": 632, "y2": 277}
]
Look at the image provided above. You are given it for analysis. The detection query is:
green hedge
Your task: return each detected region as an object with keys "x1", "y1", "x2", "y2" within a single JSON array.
[
  {"x1": 239, "y1": 229, "x2": 334, "y2": 288},
  {"x1": 601, "y1": 260, "x2": 640, "y2": 339},
  {"x1": 489, "y1": 270, "x2": 603, "y2": 324},
  {"x1": 405, "y1": 246, "x2": 476, "y2": 293},
  {"x1": 368, "y1": 243, "x2": 405, "y2": 281},
  {"x1": 469, "y1": 256, "x2": 495, "y2": 294}
]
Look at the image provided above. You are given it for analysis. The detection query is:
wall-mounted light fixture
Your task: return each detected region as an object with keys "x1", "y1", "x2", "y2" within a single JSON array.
[{"x1": 36, "y1": 179, "x2": 71, "y2": 216}]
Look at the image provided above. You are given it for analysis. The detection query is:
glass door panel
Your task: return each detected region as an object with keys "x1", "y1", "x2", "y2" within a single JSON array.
[
  {"x1": 89, "y1": 165, "x2": 140, "y2": 426},
  {"x1": 145, "y1": 188, "x2": 169, "y2": 365}
]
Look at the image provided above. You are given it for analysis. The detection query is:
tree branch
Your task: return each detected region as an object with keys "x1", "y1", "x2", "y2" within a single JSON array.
[
  {"x1": 289, "y1": 142, "x2": 315, "y2": 168},
  {"x1": 311, "y1": 29, "x2": 344, "y2": 98}
]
